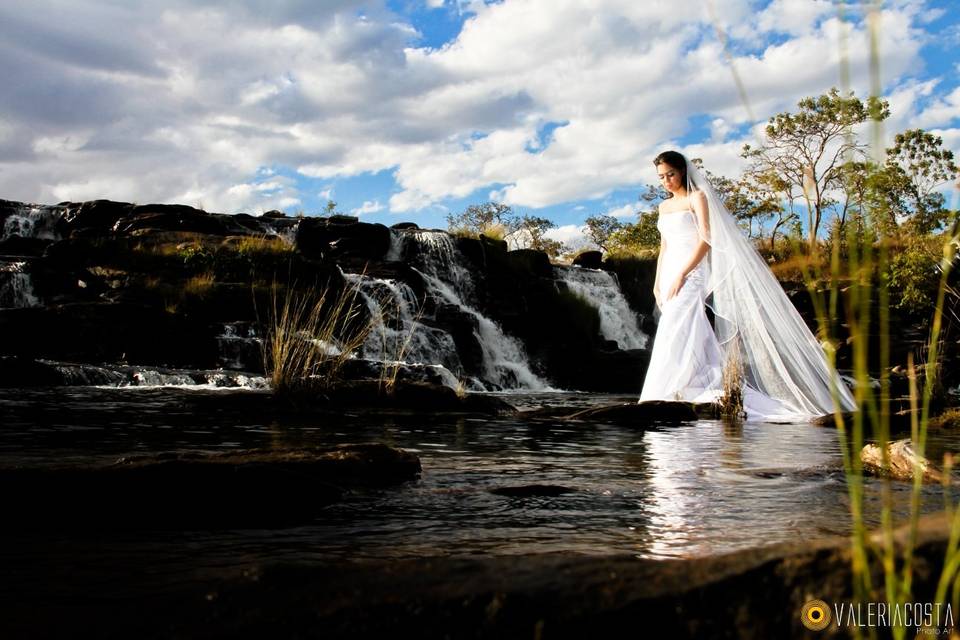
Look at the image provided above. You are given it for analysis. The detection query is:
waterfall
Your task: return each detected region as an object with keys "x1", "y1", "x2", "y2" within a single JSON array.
[
  {"x1": 2, "y1": 205, "x2": 62, "y2": 241},
  {"x1": 0, "y1": 262, "x2": 41, "y2": 308},
  {"x1": 384, "y1": 230, "x2": 405, "y2": 262},
  {"x1": 555, "y1": 265, "x2": 648, "y2": 350},
  {"x1": 344, "y1": 272, "x2": 465, "y2": 387},
  {"x1": 216, "y1": 322, "x2": 263, "y2": 371},
  {"x1": 408, "y1": 231, "x2": 550, "y2": 391}
]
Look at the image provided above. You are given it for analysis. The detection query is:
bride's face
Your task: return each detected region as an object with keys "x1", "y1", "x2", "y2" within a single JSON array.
[{"x1": 656, "y1": 162, "x2": 684, "y2": 195}]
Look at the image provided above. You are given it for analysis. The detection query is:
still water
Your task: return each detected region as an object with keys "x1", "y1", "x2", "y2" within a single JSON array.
[{"x1": 0, "y1": 386, "x2": 952, "y2": 565}]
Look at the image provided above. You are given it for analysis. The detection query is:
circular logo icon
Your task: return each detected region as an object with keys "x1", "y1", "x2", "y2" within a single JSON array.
[{"x1": 801, "y1": 599, "x2": 832, "y2": 631}]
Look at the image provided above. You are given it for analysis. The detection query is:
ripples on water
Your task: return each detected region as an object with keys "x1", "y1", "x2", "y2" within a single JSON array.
[{"x1": 0, "y1": 387, "x2": 951, "y2": 565}]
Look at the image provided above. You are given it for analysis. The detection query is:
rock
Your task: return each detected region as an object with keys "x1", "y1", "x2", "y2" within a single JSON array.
[
  {"x1": 391, "y1": 222, "x2": 419, "y2": 230},
  {"x1": 572, "y1": 250, "x2": 603, "y2": 269},
  {"x1": 120, "y1": 511, "x2": 957, "y2": 639},
  {"x1": 0, "y1": 235, "x2": 50, "y2": 257},
  {"x1": 0, "y1": 303, "x2": 219, "y2": 368},
  {"x1": 295, "y1": 217, "x2": 390, "y2": 261},
  {"x1": 1, "y1": 444, "x2": 420, "y2": 530},
  {"x1": 506, "y1": 248, "x2": 554, "y2": 278},
  {"x1": 861, "y1": 439, "x2": 945, "y2": 483},
  {"x1": 0, "y1": 356, "x2": 65, "y2": 387},
  {"x1": 454, "y1": 235, "x2": 486, "y2": 268},
  {"x1": 60, "y1": 199, "x2": 133, "y2": 233},
  {"x1": 262, "y1": 210, "x2": 287, "y2": 218}
]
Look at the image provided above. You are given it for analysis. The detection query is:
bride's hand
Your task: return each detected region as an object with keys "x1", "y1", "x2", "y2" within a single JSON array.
[{"x1": 665, "y1": 274, "x2": 686, "y2": 301}]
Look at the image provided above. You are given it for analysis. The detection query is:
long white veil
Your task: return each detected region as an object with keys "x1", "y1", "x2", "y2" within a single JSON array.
[{"x1": 682, "y1": 157, "x2": 857, "y2": 416}]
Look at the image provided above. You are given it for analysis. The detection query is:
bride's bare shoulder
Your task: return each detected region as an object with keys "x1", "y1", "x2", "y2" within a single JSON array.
[{"x1": 689, "y1": 190, "x2": 707, "y2": 206}]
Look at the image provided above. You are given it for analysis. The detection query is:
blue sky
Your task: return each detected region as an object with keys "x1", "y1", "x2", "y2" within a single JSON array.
[{"x1": 1, "y1": 0, "x2": 958, "y2": 248}]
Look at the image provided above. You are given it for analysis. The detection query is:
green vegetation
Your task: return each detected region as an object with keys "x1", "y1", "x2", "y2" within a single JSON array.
[{"x1": 446, "y1": 202, "x2": 563, "y2": 258}]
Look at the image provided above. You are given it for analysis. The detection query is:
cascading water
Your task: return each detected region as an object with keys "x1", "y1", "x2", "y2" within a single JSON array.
[
  {"x1": 346, "y1": 274, "x2": 462, "y2": 371},
  {"x1": 2, "y1": 205, "x2": 63, "y2": 241},
  {"x1": 0, "y1": 262, "x2": 41, "y2": 308},
  {"x1": 407, "y1": 230, "x2": 550, "y2": 391},
  {"x1": 555, "y1": 265, "x2": 648, "y2": 350},
  {"x1": 216, "y1": 322, "x2": 263, "y2": 371}
]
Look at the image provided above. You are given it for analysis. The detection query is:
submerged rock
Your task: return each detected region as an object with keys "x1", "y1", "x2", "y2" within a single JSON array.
[{"x1": 2, "y1": 444, "x2": 421, "y2": 530}]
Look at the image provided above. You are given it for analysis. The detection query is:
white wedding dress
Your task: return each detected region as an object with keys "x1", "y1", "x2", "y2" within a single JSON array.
[
  {"x1": 637, "y1": 159, "x2": 858, "y2": 421},
  {"x1": 638, "y1": 210, "x2": 797, "y2": 419}
]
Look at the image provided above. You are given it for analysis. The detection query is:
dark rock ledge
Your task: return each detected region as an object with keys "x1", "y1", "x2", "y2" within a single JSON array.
[
  {"x1": 2, "y1": 443, "x2": 420, "y2": 530},
  {"x1": 6, "y1": 512, "x2": 951, "y2": 639}
]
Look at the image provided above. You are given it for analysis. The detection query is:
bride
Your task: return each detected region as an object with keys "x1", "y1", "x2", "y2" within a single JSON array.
[{"x1": 638, "y1": 150, "x2": 857, "y2": 420}]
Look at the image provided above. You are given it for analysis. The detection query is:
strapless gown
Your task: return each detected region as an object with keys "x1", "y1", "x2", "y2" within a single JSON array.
[{"x1": 639, "y1": 210, "x2": 803, "y2": 420}]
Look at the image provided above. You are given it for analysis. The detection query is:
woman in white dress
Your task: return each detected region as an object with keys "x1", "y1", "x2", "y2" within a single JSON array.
[{"x1": 638, "y1": 151, "x2": 857, "y2": 420}]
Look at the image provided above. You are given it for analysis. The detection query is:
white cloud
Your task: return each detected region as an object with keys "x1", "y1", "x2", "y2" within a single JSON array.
[
  {"x1": 0, "y1": 0, "x2": 943, "y2": 217},
  {"x1": 351, "y1": 199, "x2": 384, "y2": 215},
  {"x1": 545, "y1": 223, "x2": 588, "y2": 248},
  {"x1": 605, "y1": 203, "x2": 638, "y2": 220}
]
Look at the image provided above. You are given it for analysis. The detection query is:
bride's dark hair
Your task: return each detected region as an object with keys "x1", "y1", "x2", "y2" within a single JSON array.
[{"x1": 653, "y1": 150, "x2": 693, "y2": 194}]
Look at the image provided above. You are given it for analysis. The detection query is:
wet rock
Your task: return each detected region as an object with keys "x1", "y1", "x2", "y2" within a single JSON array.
[
  {"x1": 0, "y1": 303, "x2": 219, "y2": 368},
  {"x1": 861, "y1": 439, "x2": 945, "y2": 483},
  {"x1": 572, "y1": 250, "x2": 603, "y2": 269},
  {"x1": 60, "y1": 199, "x2": 133, "y2": 233},
  {"x1": 1, "y1": 444, "x2": 420, "y2": 530},
  {"x1": 391, "y1": 222, "x2": 419, "y2": 230},
  {"x1": 0, "y1": 356, "x2": 65, "y2": 386}
]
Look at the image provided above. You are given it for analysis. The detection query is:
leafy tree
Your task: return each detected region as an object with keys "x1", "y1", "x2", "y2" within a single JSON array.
[
  {"x1": 742, "y1": 88, "x2": 890, "y2": 249},
  {"x1": 885, "y1": 129, "x2": 959, "y2": 233},
  {"x1": 446, "y1": 202, "x2": 519, "y2": 236},
  {"x1": 583, "y1": 214, "x2": 623, "y2": 252},
  {"x1": 510, "y1": 215, "x2": 563, "y2": 258},
  {"x1": 608, "y1": 213, "x2": 660, "y2": 252}
]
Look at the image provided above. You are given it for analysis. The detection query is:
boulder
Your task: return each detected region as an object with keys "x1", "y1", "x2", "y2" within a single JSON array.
[
  {"x1": 391, "y1": 222, "x2": 419, "y2": 230},
  {"x1": 295, "y1": 217, "x2": 391, "y2": 261},
  {"x1": 1, "y1": 444, "x2": 421, "y2": 530},
  {"x1": 0, "y1": 303, "x2": 219, "y2": 368},
  {"x1": 506, "y1": 248, "x2": 554, "y2": 278},
  {"x1": 572, "y1": 250, "x2": 603, "y2": 269}
]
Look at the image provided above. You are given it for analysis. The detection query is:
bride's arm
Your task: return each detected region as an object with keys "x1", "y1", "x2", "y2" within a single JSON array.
[
  {"x1": 679, "y1": 190, "x2": 710, "y2": 277},
  {"x1": 653, "y1": 236, "x2": 666, "y2": 308}
]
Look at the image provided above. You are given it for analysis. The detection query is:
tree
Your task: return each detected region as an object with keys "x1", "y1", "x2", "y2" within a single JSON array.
[
  {"x1": 583, "y1": 214, "x2": 623, "y2": 252},
  {"x1": 742, "y1": 88, "x2": 890, "y2": 249},
  {"x1": 510, "y1": 215, "x2": 563, "y2": 258},
  {"x1": 446, "y1": 202, "x2": 519, "y2": 236},
  {"x1": 885, "y1": 129, "x2": 959, "y2": 233}
]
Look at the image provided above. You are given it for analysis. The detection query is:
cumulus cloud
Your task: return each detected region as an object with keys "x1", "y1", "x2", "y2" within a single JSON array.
[
  {"x1": 0, "y1": 0, "x2": 946, "y2": 217},
  {"x1": 351, "y1": 199, "x2": 385, "y2": 215}
]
